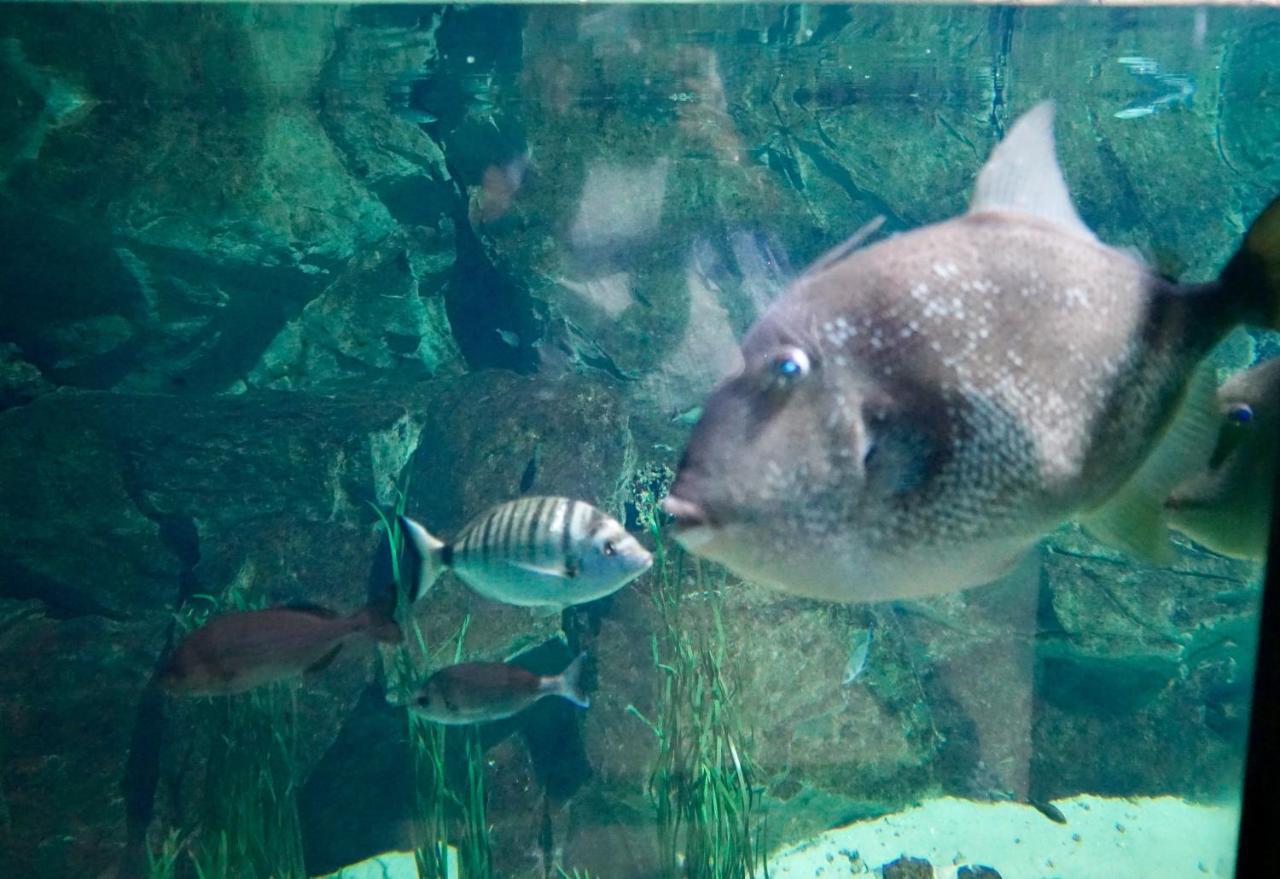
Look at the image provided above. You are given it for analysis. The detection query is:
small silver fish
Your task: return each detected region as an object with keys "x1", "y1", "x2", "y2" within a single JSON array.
[
  {"x1": 160, "y1": 604, "x2": 402, "y2": 696},
  {"x1": 409, "y1": 653, "x2": 588, "y2": 725},
  {"x1": 1166, "y1": 357, "x2": 1280, "y2": 560},
  {"x1": 400, "y1": 496, "x2": 652, "y2": 610},
  {"x1": 662, "y1": 101, "x2": 1280, "y2": 602},
  {"x1": 842, "y1": 625, "x2": 873, "y2": 687}
]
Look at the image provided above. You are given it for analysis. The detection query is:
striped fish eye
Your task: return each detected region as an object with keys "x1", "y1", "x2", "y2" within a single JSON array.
[
  {"x1": 602, "y1": 540, "x2": 616, "y2": 556},
  {"x1": 766, "y1": 347, "x2": 811, "y2": 386},
  {"x1": 1227, "y1": 403, "x2": 1253, "y2": 424}
]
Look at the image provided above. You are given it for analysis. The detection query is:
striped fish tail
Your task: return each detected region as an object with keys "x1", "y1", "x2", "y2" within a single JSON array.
[{"x1": 398, "y1": 515, "x2": 448, "y2": 603}]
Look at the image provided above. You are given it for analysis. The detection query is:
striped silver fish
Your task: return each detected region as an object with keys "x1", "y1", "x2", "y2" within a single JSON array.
[{"x1": 399, "y1": 496, "x2": 652, "y2": 610}]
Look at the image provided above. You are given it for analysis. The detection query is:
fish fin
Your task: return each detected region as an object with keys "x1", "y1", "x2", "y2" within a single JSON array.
[
  {"x1": 1082, "y1": 359, "x2": 1221, "y2": 564},
  {"x1": 508, "y1": 559, "x2": 571, "y2": 579},
  {"x1": 1221, "y1": 195, "x2": 1280, "y2": 329},
  {"x1": 305, "y1": 644, "x2": 343, "y2": 674},
  {"x1": 552, "y1": 652, "x2": 590, "y2": 709},
  {"x1": 398, "y1": 515, "x2": 447, "y2": 603},
  {"x1": 799, "y1": 215, "x2": 886, "y2": 279},
  {"x1": 969, "y1": 101, "x2": 1098, "y2": 243},
  {"x1": 352, "y1": 605, "x2": 403, "y2": 645},
  {"x1": 281, "y1": 602, "x2": 340, "y2": 618}
]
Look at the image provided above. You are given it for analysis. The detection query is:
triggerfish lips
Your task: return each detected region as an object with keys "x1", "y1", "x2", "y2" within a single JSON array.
[{"x1": 660, "y1": 495, "x2": 719, "y2": 552}]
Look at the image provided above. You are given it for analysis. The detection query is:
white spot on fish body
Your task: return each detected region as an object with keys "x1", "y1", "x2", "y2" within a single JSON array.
[{"x1": 1064, "y1": 286, "x2": 1090, "y2": 307}]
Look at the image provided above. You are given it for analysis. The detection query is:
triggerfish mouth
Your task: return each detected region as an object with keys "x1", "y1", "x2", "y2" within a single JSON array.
[{"x1": 663, "y1": 100, "x2": 1280, "y2": 603}]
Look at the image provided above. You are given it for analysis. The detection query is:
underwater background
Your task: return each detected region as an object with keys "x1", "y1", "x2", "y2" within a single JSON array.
[{"x1": 1, "y1": 3, "x2": 1277, "y2": 878}]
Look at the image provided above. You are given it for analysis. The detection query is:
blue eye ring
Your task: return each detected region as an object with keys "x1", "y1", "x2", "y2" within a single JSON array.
[
  {"x1": 767, "y1": 347, "x2": 811, "y2": 385},
  {"x1": 1227, "y1": 403, "x2": 1253, "y2": 424}
]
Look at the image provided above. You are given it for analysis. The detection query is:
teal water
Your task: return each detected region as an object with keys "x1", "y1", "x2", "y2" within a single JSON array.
[{"x1": 0, "y1": 4, "x2": 1277, "y2": 879}]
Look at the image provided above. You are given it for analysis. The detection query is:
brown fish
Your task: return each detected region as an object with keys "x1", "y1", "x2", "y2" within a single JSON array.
[
  {"x1": 1165, "y1": 357, "x2": 1280, "y2": 560},
  {"x1": 409, "y1": 653, "x2": 588, "y2": 725},
  {"x1": 160, "y1": 603, "x2": 402, "y2": 696}
]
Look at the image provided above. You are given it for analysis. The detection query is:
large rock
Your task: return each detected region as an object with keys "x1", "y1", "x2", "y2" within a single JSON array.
[
  {"x1": 0, "y1": 6, "x2": 465, "y2": 394},
  {"x1": 0, "y1": 370, "x2": 638, "y2": 878}
]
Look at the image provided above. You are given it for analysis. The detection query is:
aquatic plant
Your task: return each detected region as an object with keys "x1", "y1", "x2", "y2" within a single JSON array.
[
  {"x1": 145, "y1": 829, "x2": 183, "y2": 879},
  {"x1": 180, "y1": 591, "x2": 307, "y2": 879},
  {"x1": 457, "y1": 728, "x2": 492, "y2": 879},
  {"x1": 631, "y1": 513, "x2": 769, "y2": 879},
  {"x1": 555, "y1": 868, "x2": 601, "y2": 879},
  {"x1": 372, "y1": 495, "x2": 492, "y2": 879}
]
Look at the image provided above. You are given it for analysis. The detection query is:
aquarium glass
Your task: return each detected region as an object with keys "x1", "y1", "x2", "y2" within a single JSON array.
[{"x1": 0, "y1": 4, "x2": 1277, "y2": 879}]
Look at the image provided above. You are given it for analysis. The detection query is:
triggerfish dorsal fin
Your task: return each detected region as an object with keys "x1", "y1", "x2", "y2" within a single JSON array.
[
  {"x1": 969, "y1": 100, "x2": 1098, "y2": 243},
  {"x1": 1081, "y1": 357, "x2": 1221, "y2": 564},
  {"x1": 398, "y1": 515, "x2": 448, "y2": 603},
  {"x1": 548, "y1": 652, "x2": 590, "y2": 709},
  {"x1": 799, "y1": 215, "x2": 887, "y2": 281}
]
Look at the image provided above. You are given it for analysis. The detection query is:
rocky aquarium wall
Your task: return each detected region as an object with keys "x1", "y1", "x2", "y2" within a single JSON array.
[{"x1": 0, "y1": 4, "x2": 1276, "y2": 879}]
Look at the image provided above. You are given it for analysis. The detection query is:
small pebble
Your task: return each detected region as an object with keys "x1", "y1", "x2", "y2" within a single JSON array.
[{"x1": 881, "y1": 855, "x2": 933, "y2": 879}]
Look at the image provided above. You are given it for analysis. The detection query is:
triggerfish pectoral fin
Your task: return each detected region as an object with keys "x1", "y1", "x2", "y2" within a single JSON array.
[{"x1": 1081, "y1": 358, "x2": 1221, "y2": 565}]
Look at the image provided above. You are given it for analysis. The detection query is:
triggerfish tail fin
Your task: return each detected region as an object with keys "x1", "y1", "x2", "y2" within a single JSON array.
[
  {"x1": 551, "y1": 652, "x2": 590, "y2": 709},
  {"x1": 1081, "y1": 358, "x2": 1221, "y2": 565},
  {"x1": 1222, "y1": 195, "x2": 1280, "y2": 329},
  {"x1": 398, "y1": 515, "x2": 448, "y2": 603}
]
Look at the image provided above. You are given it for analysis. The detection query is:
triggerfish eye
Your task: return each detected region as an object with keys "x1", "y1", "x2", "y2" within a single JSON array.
[
  {"x1": 1227, "y1": 403, "x2": 1253, "y2": 424},
  {"x1": 768, "y1": 347, "x2": 811, "y2": 385}
]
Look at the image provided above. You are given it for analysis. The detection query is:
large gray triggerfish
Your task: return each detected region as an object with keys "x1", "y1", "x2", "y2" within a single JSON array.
[
  {"x1": 400, "y1": 496, "x2": 652, "y2": 611},
  {"x1": 663, "y1": 101, "x2": 1280, "y2": 602}
]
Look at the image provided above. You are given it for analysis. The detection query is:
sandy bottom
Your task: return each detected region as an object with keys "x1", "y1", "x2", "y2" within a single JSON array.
[{"x1": 766, "y1": 796, "x2": 1239, "y2": 879}]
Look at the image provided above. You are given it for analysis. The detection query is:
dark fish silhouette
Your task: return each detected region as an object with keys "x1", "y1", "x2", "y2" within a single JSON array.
[
  {"x1": 160, "y1": 603, "x2": 402, "y2": 696},
  {"x1": 663, "y1": 101, "x2": 1280, "y2": 601}
]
